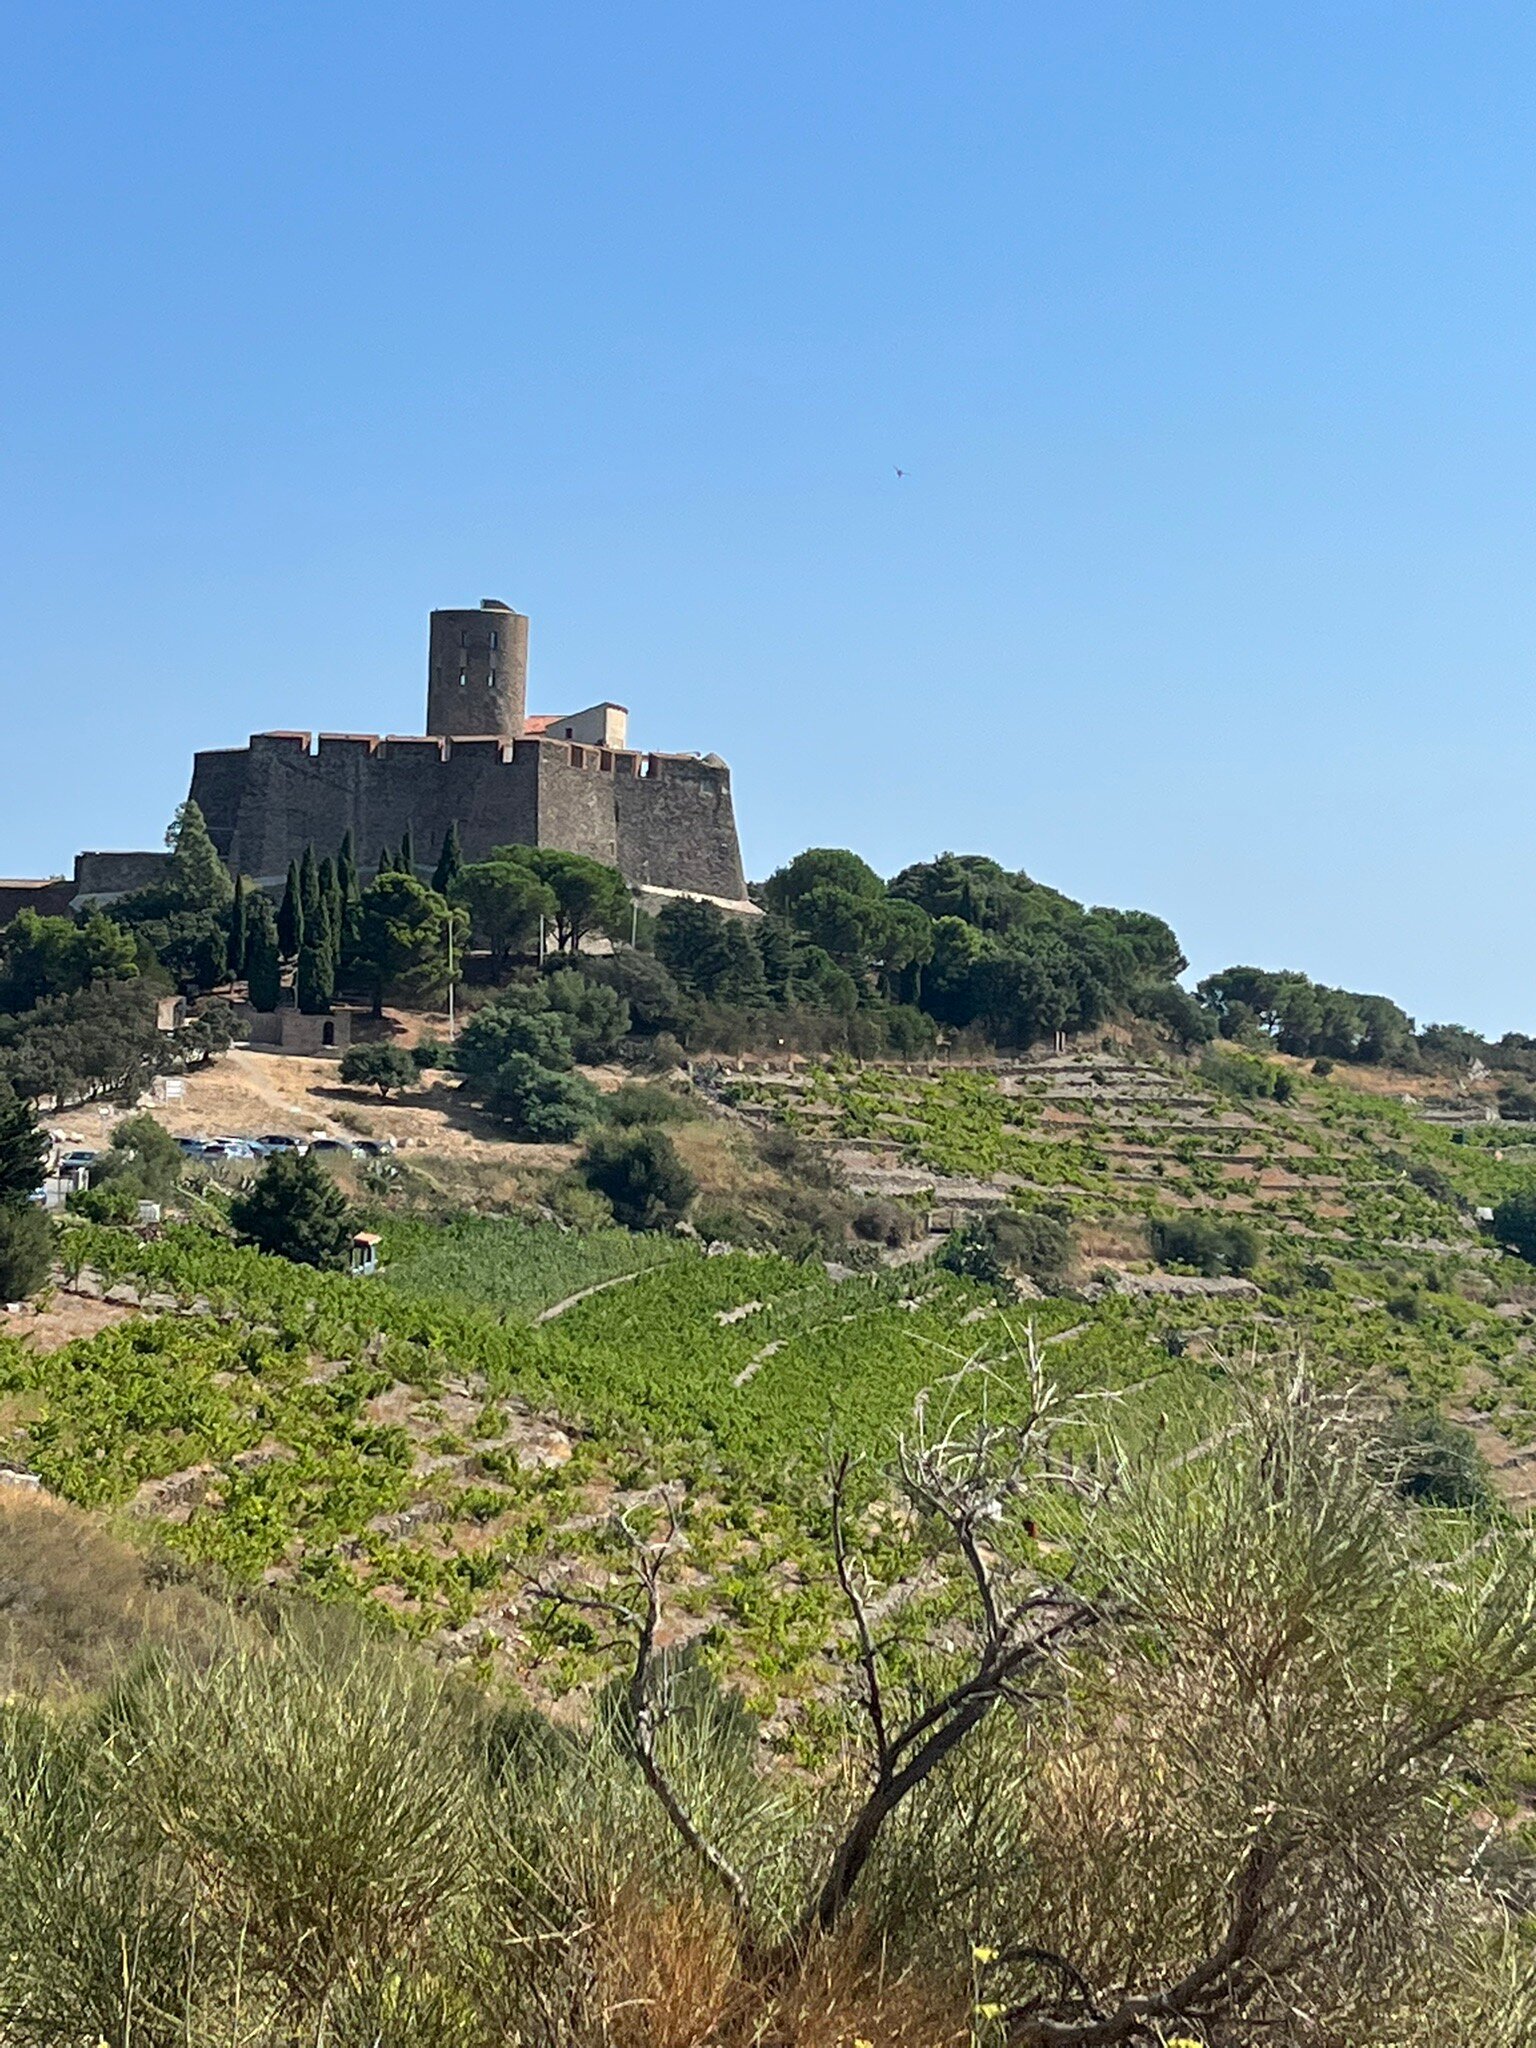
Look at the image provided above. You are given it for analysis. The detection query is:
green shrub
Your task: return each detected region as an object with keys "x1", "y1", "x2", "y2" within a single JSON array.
[
  {"x1": 941, "y1": 1208, "x2": 1073, "y2": 1290},
  {"x1": 1497, "y1": 1080, "x2": 1536, "y2": 1122},
  {"x1": 1407, "y1": 1161, "x2": 1455, "y2": 1205},
  {"x1": 633, "y1": 1030, "x2": 686, "y2": 1072},
  {"x1": 582, "y1": 1126, "x2": 696, "y2": 1232},
  {"x1": 547, "y1": 1179, "x2": 615, "y2": 1232},
  {"x1": 543, "y1": 968, "x2": 630, "y2": 1063},
  {"x1": 604, "y1": 1082, "x2": 697, "y2": 1127},
  {"x1": 486, "y1": 1055, "x2": 602, "y2": 1142},
  {"x1": 86, "y1": 1113, "x2": 182, "y2": 1207},
  {"x1": 1376, "y1": 1406, "x2": 1494, "y2": 1513},
  {"x1": 1492, "y1": 1184, "x2": 1536, "y2": 1265},
  {"x1": 1200, "y1": 1048, "x2": 1289, "y2": 1102},
  {"x1": 851, "y1": 1198, "x2": 914, "y2": 1248},
  {"x1": 1148, "y1": 1213, "x2": 1259, "y2": 1278},
  {"x1": 339, "y1": 1043, "x2": 418, "y2": 1099}
]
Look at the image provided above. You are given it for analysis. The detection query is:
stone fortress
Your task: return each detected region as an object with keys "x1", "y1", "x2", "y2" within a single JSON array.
[{"x1": 1, "y1": 601, "x2": 751, "y2": 922}]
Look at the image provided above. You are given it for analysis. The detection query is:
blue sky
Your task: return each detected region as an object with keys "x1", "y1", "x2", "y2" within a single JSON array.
[{"x1": 2, "y1": 3, "x2": 1532, "y2": 1033}]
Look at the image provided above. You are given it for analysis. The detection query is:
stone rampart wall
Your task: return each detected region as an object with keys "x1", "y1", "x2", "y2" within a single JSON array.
[
  {"x1": 187, "y1": 734, "x2": 747, "y2": 900},
  {"x1": 0, "y1": 879, "x2": 74, "y2": 925},
  {"x1": 73, "y1": 851, "x2": 172, "y2": 902}
]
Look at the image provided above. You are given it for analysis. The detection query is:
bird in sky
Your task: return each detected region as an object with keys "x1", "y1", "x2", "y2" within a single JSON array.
[{"x1": 894, "y1": 466, "x2": 906, "y2": 479}]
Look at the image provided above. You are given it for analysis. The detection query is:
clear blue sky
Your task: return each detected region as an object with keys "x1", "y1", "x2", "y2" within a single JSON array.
[{"x1": 2, "y1": 3, "x2": 1532, "y2": 1034}]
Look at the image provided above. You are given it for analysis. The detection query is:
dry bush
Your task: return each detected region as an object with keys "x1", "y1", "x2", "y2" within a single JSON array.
[
  {"x1": 0, "y1": 1491, "x2": 216, "y2": 1694},
  {"x1": 584, "y1": 1890, "x2": 966, "y2": 2048}
]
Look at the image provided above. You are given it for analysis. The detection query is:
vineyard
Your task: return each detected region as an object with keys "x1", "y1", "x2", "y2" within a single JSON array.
[{"x1": 3, "y1": 1049, "x2": 1534, "y2": 1718}]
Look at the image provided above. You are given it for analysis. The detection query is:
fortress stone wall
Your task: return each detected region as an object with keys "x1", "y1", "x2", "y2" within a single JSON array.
[{"x1": 188, "y1": 729, "x2": 747, "y2": 903}]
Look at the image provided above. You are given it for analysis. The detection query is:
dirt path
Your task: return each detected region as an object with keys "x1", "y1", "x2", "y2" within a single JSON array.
[
  {"x1": 534, "y1": 1270, "x2": 646, "y2": 1324},
  {"x1": 213, "y1": 1052, "x2": 353, "y2": 1137}
]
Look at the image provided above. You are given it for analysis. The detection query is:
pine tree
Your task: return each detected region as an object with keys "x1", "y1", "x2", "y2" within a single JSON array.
[
  {"x1": 296, "y1": 937, "x2": 334, "y2": 1015},
  {"x1": 228, "y1": 874, "x2": 249, "y2": 980},
  {"x1": 399, "y1": 827, "x2": 415, "y2": 876},
  {"x1": 432, "y1": 821, "x2": 463, "y2": 897},
  {"x1": 0, "y1": 1094, "x2": 48, "y2": 1207},
  {"x1": 277, "y1": 862, "x2": 304, "y2": 960},
  {"x1": 230, "y1": 1150, "x2": 354, "y2": 1270},
  {"x1": 164, "y1": 800, "x2": 233, "y2": 911},
  {"x1": 246, "y1": 898, "x2": 283, "y2": 1011}
]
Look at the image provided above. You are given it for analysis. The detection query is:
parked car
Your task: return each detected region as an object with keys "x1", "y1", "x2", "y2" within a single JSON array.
[
  {"x1": 259, "y1": 1134, "x2": 304, "y2": 1153},
  {"x1": 59, "y1": 1150, "x2": 98, "y2": 1170}
]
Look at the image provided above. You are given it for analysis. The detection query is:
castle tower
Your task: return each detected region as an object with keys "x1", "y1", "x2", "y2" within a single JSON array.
[{"x1": 425, "y1": 599, "x2": 528, "y2": 740}]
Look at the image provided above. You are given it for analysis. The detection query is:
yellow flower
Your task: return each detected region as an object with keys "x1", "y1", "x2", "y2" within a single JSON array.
[
  {"x1": 971, "y1": 1944, "x2": 998, "y2": 1964},
  {"x1": 977, "y1": 2003, "x2": 1004, "y2": 2020}
]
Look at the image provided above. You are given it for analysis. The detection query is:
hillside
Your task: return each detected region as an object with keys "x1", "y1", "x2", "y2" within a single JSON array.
[
  {"x1": 5, "y1": 1043, "x2": 1533, "y2": 1725},
  {"x1": 5, "y1": 828, "x2": 1536, "y2": 2039}
]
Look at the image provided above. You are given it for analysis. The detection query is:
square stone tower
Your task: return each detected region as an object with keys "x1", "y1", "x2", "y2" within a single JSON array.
[{"x1": 425, "y1": 599, "x2": 528, "y2": 739}]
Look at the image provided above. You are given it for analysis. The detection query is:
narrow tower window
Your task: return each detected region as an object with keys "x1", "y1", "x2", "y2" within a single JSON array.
[
  {"x1": 489, "y1": 629, "x2": 499, "y2": 650},
  {"x1": 459, "y1": 670, "x2": 467, "y2": 688}
]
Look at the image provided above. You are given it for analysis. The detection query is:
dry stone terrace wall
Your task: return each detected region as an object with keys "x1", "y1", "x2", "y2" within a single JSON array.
[{"x1": 719, "y1": 1052, "x2": 1404, "y2": 1255}]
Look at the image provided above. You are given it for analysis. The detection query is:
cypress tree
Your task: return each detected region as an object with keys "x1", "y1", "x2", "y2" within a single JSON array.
[
  {"x1": 247, "y1": 899, "x2": 282, "y2": 1011},
  {"x1": 399, "y1": 827, "x2": 415, "y2": 876},
  {"x1": 432, "y1": 821, "x2": 463, "y2": 897},
  {"x1": 277, "y1": 862, "x2": 304, "y2": 959},
  {"x1": 337, "y1": 831, "x2": 359, "y2": 906},
  {"x1": 228, "y1": 873, "x2": 249, "y2": 980},
  {"x1": 318, "y1": 857, "x2": 342, "y2": 962},
  {"x1": 376, "y1": 847, "x2": 394, "y2": 877},
  {"x1": 299, "y1": 844, "x2": 322, "y2": 933},
  {"x1": 297, "y1": 937, "x2": 334, "y2": 1015}
]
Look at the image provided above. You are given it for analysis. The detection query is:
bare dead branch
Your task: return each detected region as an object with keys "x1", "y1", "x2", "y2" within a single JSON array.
[
  {"x1": 830, "y1": 1451, "x2": 890, "y2": 1764},
  {"x1": 529, "y1": 1490, "x2": 757, "y2": 1941},
  {"x1": 1005, "y1": 1838, "x2": 1286, "y2": 2045}
]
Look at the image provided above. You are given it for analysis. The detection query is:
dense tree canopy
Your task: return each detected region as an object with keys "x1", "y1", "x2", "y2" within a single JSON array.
[
  {"x1": 489, "y1": 847, "x2": 630, "y2": 954},
  {"x1": 1196, "y1": 965, "x2": 1417, "y2": 1064},
  {"x1": 452, "y1": 860, "x2": 556, "y2": 971},
  {"x1": 0, "y1": 912, "x2": 137, "y2": 1014},
  {"x1": 355, "y1": 873, "x2": 461, "y2": 1017}
]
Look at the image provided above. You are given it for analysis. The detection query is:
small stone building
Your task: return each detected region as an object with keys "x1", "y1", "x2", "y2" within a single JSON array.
[{"x1": 241, "y1": 1007, "x2": 354, "y2": 1057}]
